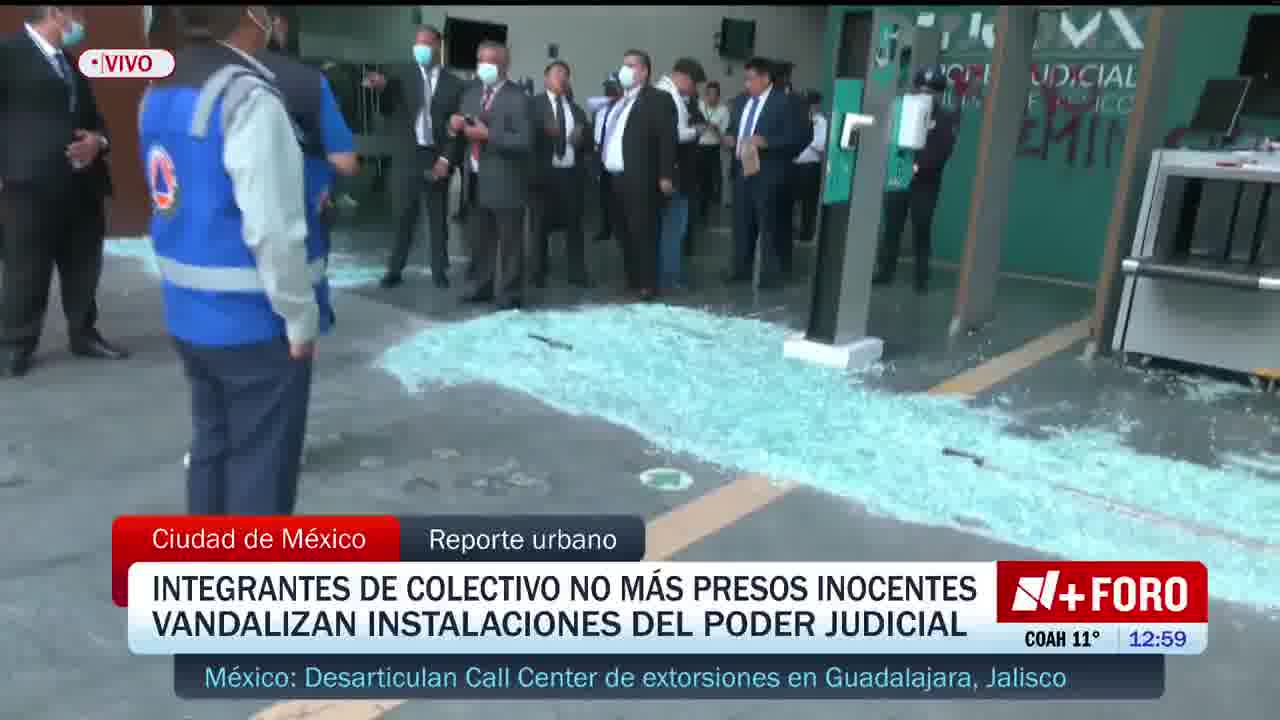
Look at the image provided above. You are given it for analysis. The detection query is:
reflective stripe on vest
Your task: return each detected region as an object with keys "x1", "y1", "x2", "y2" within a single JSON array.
[{"x1": 156, "y1": 256, "x2": 328, "y2": 293}]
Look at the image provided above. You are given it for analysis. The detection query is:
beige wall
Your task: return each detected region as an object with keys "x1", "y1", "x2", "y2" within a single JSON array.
[{"x1": 297, "y1": 5, "x2": 829, "y2": 94}]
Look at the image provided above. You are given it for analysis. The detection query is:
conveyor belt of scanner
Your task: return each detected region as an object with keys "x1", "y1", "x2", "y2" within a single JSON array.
[{"x1": 1120, "y1": 256, "x2": 1280, "y2": 291}]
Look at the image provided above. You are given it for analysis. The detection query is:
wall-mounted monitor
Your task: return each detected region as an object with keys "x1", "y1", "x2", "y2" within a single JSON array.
[{"x1": 718, "y1": 18, "x2": 756, "y2": 60}]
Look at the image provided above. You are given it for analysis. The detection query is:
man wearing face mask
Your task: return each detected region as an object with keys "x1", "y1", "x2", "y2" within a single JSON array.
[
  {"x1": 600, "y1": 49, "x2": 677, "y2": 300},
  {"x1": 653, "y1": 57, "x2": 705, "y2": 292},
  {"x1": 365, "y1": 25, "x2": 466, "y2": 290},
  {"x1": 449, "y1": 41, "x2": 533, "y2": 310},
  {"x1": 0, "y1": 5, "x2": 125, "y2": 379},
  {"x1": 139, "y1": 6, "x2": 322, "y2": 515}
]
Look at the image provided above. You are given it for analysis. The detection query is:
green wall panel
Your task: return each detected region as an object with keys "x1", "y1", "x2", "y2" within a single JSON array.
[{"x1": 823, "y1": 6, "x2": 1276, "y2": 284}]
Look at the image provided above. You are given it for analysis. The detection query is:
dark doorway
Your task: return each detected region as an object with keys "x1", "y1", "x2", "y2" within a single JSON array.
[
  {"x1": 836, "y1": 11, "x2": 873, "y2": 79},
  {"x1": 809, "y1": 9, "x2": 876, "y2": 343},
  {"x1": 1239, "y1": 14, "x2": 1280, "y2": 84},
  {"x1": 444, "y1": 17, "x2": 508, "y2": 71},
  {"x1": 1238, "y1": 14, "x2": 1280, "y2": 119}
]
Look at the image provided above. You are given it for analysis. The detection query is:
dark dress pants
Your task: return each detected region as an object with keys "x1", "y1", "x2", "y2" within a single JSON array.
[
  {"x1": 532, "y1": 166, "x2": 587, "y2": 283},
  {"x1": 876, "y1": 180, "x2": 941, "y2": 290},
  {"x1": 386, "y1": 146, "x2": 450, "y2": 278},
  {"x1": 179, "y1": 337, "x2": 313, "y2": 516},
  {"x1": 0, "y1": 183, "x2": 105, "y2": 349}
]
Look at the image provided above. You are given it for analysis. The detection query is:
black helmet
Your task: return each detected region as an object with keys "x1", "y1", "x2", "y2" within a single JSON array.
[{"x1": 913, "y1": 64, "x2": 947, "y2": 93}]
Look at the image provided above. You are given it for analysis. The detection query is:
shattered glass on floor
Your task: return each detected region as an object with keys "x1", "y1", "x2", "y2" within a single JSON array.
[{"x1": 378, "y1": 304, "x2": 1280, "y2": 611}]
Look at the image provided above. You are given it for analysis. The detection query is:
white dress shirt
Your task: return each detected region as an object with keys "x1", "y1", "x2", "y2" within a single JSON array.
[
  {"x1": 699, "y1": 101, "x2": 729, "y2": 146},
  {"x1": 547, "y1": 90, "x2": 576, "y2": 169},
  {"x1": 795, "y1": 113, "x2": 828, "y2": 165},
  {"x1": 414, "y1": 63, "x2": 440, "y2": 147},
  {"x1": 656, "y1": 75, "x2": 697, "y2": 143},
  {"x1": 736, "y1": 85, "x2": 772, "y2": 156},
  {"x1": 602, "y1": 86, "x2": 641, "y2": 174}
]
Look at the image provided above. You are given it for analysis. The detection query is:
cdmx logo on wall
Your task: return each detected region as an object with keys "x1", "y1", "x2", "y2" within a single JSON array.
[{"x1": 881, "y1": 8, "x2": 1147, "y2": 118}]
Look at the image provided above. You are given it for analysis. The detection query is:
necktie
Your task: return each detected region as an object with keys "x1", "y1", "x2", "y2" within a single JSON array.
[
  {"x1": 597, "y1": 106, "x2": 609, "y2": 147},
  {"x1": 417, "y1": 67, "x2": 434, "y2": 145},
  {"x1": 471, "y1": 87, "x2": 496, "y2": 166},
  {"x1": 554, "y1": 95, "x2": 568, "y2": 158},
  {"x1": 738, "y1": 97, "x2": 760, "y2": 158},
  {"x1": 55, "y1": 52, "x2": 76, "y2": 113}
]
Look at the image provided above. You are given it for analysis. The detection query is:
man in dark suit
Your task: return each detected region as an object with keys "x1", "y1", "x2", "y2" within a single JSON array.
[
  {"x1": 365, "y1": 24, "x2": 465, "y2": 289},
  {"x1": 599, "y1": 49, "x2": 676, "y2": 300},
  {"x1": 449, "y1": 41, "x2": 532, "y2": 310},
  {"x1": 771, "y1": 60, "x2": 811, "y2": 271},
  {"x1": 0, "y1": 6, "x2": 126, "y2": 378},
  {"x1": 530, "y1": 60, "x2": 592, "y2": 288},
  {"x1": 722, "y1": 57, "x2": 805, "y2": 289}
]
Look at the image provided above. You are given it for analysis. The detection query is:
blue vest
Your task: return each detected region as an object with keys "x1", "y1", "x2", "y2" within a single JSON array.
[
  {"x1": 139, "y1": 46, "x2": 333, "y2": 347},
  {"x1": 255, "y1": 50, "x2": 336, "y2": 259}
]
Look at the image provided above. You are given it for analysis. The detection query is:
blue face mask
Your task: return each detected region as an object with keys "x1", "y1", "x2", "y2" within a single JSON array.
[
  {"x1": 476, "y1": 62, "x2": 500, "y2": 86},
  {"x1": 61, "y1": 20, "x2": 85, "y2": 48},
  {"x1": 617, "y1": 65, "x2": 636, "y2": 90},
  {"x1": 412, "y1": 44, "x2": 432, "y2": 65}
]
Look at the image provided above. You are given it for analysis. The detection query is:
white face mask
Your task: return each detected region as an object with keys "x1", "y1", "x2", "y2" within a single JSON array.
[{"x1": 476, "y1": 62, "x2": 500, "y2": 86}]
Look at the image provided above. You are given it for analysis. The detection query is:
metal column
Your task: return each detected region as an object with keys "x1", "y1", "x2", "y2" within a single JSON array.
[
  {"x1": 1087, "y1": 8, "x2": 1184, "y2": 358},
  {"x1": 949, "y1": 6, "x2": 1037, "y2": 338},
  {"x1": 801, "y1": 12, "x2": 938, "y2": 362}
]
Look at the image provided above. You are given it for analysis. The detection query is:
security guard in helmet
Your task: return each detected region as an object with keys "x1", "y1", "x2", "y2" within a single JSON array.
[
  {"x1": 873, "y1": 64, "x2": 959, "y2": 294},
  {"x1": 139, "y1": 6, "x2": 326, "y2": 515}
]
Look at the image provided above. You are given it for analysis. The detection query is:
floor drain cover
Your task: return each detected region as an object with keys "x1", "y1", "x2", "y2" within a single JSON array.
[{"x1": 639, "y1": 467, "x2": 693, "y2": 492}]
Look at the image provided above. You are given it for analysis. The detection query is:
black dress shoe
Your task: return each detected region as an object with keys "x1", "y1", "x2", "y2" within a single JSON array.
[
  {"x1": 532, "y1": 274, "x2": 547, "y2": 289},
  {"x1": 568, "y1": 274, "x2": 593, "y2": 289},
  {"x1": 496, "y1": 296, "x2": 523, "y2": 310},
  {"x1": 0, "y1": 345, "x2": 34, "y2": 378},
  {"x1": 379, "y1": 272, "x2": 403, "y2": 289},
  {"x1": 70, "y1": 332, "x2": 129, "y2": 360}
]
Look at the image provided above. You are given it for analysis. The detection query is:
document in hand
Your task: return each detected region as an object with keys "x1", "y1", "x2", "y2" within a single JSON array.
[{"x1": 742, "y1": 143, "x2": 761, "y2": 177}]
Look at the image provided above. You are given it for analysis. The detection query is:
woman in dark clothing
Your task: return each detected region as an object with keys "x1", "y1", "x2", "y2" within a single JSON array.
[{"x1": 873, "y1": 64, "x2": 959, "y2": 294}]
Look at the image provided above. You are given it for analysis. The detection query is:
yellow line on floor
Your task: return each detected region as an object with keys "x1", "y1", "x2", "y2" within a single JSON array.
[
  {"x1": 929, "y1": 318, "x2": 1090, "y2": 396},
  {"x1": 251, "y1": 317, "x2": 1088, "y2": 720}
]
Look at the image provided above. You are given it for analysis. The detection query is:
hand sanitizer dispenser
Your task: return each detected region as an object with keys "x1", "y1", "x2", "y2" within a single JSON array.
[
  {"x1": 885, "y1": 92, "x2": 934, "y2": 191},
  {"x1": 896, "y1": 93, "x2": 933, "y2": 149}
]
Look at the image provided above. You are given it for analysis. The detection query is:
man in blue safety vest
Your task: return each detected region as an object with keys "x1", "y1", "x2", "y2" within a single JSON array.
[{"x1": 139, "y1": 6, "x2": 328, "y2": 515}]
